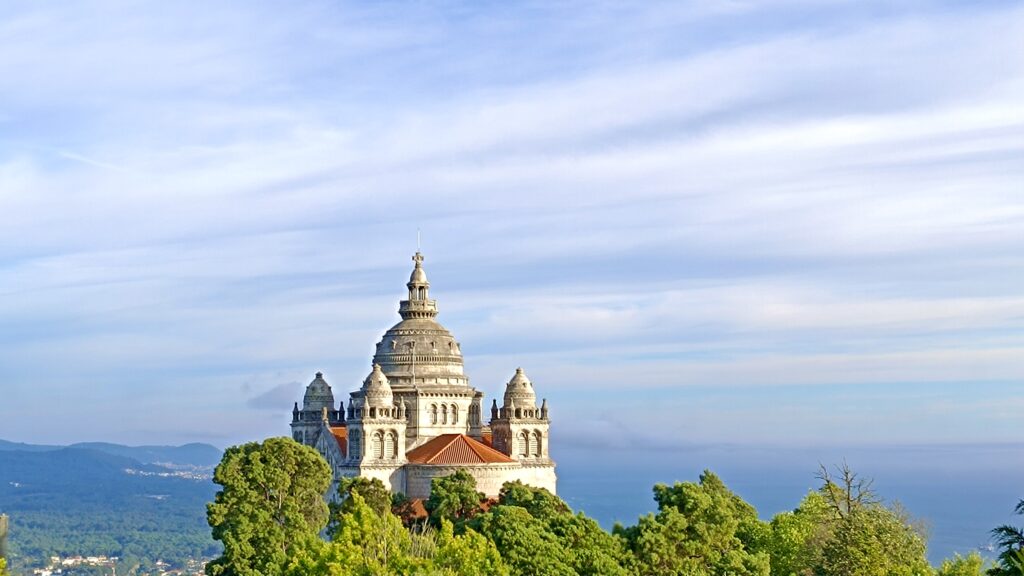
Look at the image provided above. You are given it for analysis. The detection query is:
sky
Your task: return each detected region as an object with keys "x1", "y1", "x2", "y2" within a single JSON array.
[{"x1": 0, "y1": 0, "x2": 1022, "y2": 450}]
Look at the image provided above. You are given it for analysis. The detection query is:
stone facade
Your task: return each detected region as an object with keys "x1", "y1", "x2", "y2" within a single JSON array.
[{"x1": 292, "y1": 252, "x2": 556, "y2": 499}]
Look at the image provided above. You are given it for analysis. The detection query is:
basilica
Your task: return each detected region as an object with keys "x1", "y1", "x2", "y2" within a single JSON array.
[{"x1": 290, "y1": 252, "x2": 557, "y2": 499}]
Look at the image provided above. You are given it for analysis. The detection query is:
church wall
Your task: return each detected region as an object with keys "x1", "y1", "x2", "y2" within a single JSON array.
[
  {"x1": 336, "y1": 465, "x2": 407, "y2": 495},
  {"x1": 510, "y1": 463, "x2": 558, "y2": 494},
  {"x1": 405, "y1": 463, "x2": 525, "y2": 499}
]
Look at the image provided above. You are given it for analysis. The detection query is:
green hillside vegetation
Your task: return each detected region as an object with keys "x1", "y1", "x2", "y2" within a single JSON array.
[
  {"x1": 0, "y1": 447, "x2": 220, "y2": 572},
  {"x1": 206, "y1": 437, "x2": 1024, "y2": 576}
]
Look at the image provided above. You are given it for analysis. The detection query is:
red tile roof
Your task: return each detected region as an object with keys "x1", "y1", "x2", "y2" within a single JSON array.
[
  {"x1": 329, "y1": 426, "x2": 348, "y2": 458},
  {"x1": 480, "y1": 432, "x2": 493, "y2": 447},
  {"x1": 406, "y1": 434, "x2": 514, "y2": 465}
]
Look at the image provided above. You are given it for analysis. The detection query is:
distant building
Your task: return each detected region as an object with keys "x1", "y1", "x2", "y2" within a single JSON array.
[{"x1": 291, "y1": 252, "x2": 556, "y2": 499}]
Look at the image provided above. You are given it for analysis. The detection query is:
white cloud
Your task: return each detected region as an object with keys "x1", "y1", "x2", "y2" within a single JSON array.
[{"x1": 0, "y1": 0, "x2": 1022, "y2": 444}]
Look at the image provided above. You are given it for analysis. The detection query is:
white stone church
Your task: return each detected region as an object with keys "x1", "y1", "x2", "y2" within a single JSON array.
[{"x1": 290, "y1": 252, "x2": 556, "y2": 499}]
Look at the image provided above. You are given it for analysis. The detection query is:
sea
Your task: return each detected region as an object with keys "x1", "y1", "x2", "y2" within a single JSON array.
[{"x1": 555, "y1": 443, "x2": 1024, "y2": 565}]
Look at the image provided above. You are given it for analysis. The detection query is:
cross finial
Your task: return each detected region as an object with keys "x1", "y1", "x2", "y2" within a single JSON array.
[{"x1": 413, "y1": 251, "x2": 424, "y2": 266}]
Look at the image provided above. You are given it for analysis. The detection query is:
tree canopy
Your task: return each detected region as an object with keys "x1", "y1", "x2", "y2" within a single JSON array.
[
  {"x1": 766, "y1": 464, "x2": 931, "y2": 576},
  {"x1": 205, "y1": 437, "x2": 332, "y2": 576},
  {"x1": 425, "y1": 469, "x2": 485, "y2": 527},
  {"x1": 200, "y1": 441, "x2": 1017, "y2": 576},
  {"x1": 616, "y1": 470, "x2": 770, "y2": 576}
]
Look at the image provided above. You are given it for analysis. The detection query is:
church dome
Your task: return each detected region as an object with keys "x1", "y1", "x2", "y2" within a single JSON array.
[
  {"x1": 503, "y1": 367, "x2": 536, "y2": 409},
  {"x1": 410, "y1": 264, "x2": 428, "y2": 284},
  {"x1": 362, "y1": 363, "x2": 393, "y2": 407},
  {"x1": 302, "y1": 372, "x2": 335, "y2": 411},
  {"x1": 372, "y1": 252, "x2": 467, "y2": 384}
]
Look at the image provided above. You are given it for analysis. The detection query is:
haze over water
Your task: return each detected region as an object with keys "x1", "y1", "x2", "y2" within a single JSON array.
[{"x1": 557, "y1": 442, "x2": 1024, "y2": 565}]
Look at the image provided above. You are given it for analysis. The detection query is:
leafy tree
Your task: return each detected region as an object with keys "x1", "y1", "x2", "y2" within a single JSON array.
[
  {"x1": 937, "y1": 552, "x2": 988, "y2": 576},
  {"x1": 990, "y1": 499, "x2": 1024, "y2": 576},
  {"x1": 425, "y1": 470, "x2": 484, "y2": 527},
  {"x1": 768, "y1": 464, "x2": 930, "y2": 576},
  {"x1": 767, "y1": 490, "x2": 832, "y2": 576},
  {"x1": 497, "y1": 479, "x2": 630, "y2": 573},
  {"x1": 498, "y1": 481, "x2": 571, "y2": 520},
  {"x1": 325, "y1": 492, "x2": 418, "y2": 575},
  {"x1": 281, "y1": 534, "x2": 359, "y2": 576},
  {"x1": 432, "y1": 518, "x2": 510, "y2": 576},
  {"x1": 616, "y1": 470, "x2": 770, "y2": 576},
  {"x1": 205, "y1": 437, "x2": 332, "y2": 576},
  {"x1": 472, "y1": 504, "x2": 576, "y2": 576},
  {"x1": 498, "y1": 481, "x2": 632, "y2": 575},
  {"x1": 0, "y1": 557, "x2": 7, "y2": 576},
  {"x1": 329, "y1": 476, "x2": 392, "y2": 531}
]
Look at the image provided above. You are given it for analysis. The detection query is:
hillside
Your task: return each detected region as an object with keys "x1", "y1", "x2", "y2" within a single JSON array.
[
  {"x1": 0, "y1": 442, "x2": 222, "y2": 571},
  {"x1": 0, "y1": 439, "x2": 222, "y2": 468}
]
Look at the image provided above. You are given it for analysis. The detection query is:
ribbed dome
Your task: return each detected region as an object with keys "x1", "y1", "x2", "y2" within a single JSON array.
[
  {"x1": 362, "y1": 363, "x2": 393, "y2": 407},
  {"x1": 372, "y1": 252, "x2": 467, "y2": 385},
  {"x1": 302, "y1": 372, "x2": 335, "y2": 411},
  {"x1": 503, "y1": 367, "x2": 536, "y2": 409}
]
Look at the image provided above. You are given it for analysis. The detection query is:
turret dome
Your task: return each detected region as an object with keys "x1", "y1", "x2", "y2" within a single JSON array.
[
  {"x1": 503, "y1": 367, "x2": 536, "y2": 409},
  {"x1": 362, "y1": 363, "x2": 393, "y2": 407},
  {"x1": 302, "y1": 372, "x2": 335, "y2": 411}
]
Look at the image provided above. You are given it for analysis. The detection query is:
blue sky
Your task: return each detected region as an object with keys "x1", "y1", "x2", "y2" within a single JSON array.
[{"x1": 0, "y1": 0, "x2": 1022, "y2": 448}]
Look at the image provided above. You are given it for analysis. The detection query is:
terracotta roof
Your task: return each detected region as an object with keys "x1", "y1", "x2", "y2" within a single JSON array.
[
  {"x1": 329, "y1": 426, "x2": 348, "y2": 458},
  {"x1": 480, "y1": 432, "x2": 493, "y2": 447},
  {"x1": 406, "y1": 434, "x2": 514, "y2": 465},
  {"x1": 395, "y1": 497, "x2": 499, "y2": 524},
  {"x1": 395, "y1": 498, "x2": 429, "y2": 522}
]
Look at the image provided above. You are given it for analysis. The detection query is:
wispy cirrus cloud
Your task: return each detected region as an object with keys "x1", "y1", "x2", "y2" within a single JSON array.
[{"x1": 0, "y1": 0, "x2": 1021, "y2": 446}]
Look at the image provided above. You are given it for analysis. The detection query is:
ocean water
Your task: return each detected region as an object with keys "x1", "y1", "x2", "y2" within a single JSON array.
[{"x1": 555, "y1": 443, "x2": 1024, "y2": 565}]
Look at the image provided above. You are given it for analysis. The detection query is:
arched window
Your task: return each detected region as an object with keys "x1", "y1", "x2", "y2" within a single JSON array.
[
  {"x1": 384, "y1": 431, "x2": 397, "y2": 459},
  {"x1": 517, "y1": 432, "x2": 529, "y2": 457},
  {"x1": 431, "y1": 404, "x2": 438, "y2": 424},
  {"x1": 451, "y1": 404, "x2": 458, "y2": 424},
  {"x1": 441, "y1": 404, "x2": 448, "y2": 424},
  {"x1": 372, "y1": 432, "x2": 384, "y2": 459},
  {"x1": 532, "y1": 431, "x2": 542, "y2": 457}
]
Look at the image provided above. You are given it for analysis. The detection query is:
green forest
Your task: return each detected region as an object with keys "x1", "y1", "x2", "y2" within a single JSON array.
[
  {"x1": 203, "y1": 437, "x2": 1024, "y2": 576},
  {"x1": 0, "y1": 447, "x2": 219, "y2": 573}
]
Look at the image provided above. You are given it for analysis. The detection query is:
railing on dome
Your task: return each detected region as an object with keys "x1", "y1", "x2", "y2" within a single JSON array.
[
  {"x1": 375, "y1": 353, "x2": 463, "y2": 365},
  {"x1": 398, "y1": 298, "x2": 438, "y2": 319}
]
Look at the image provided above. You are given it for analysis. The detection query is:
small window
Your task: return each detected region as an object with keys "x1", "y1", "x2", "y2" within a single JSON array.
[{"x1": 372, "y1": 432, "x2": 383, "y2": 459}]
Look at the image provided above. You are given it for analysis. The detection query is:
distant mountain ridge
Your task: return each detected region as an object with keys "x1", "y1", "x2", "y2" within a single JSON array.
[
  {"x1": 0, "y1": 441, "x2": 221, "y2": 570},
  {"x1": 0, "y1": 439, "x2": 222, "y2": 467}
]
